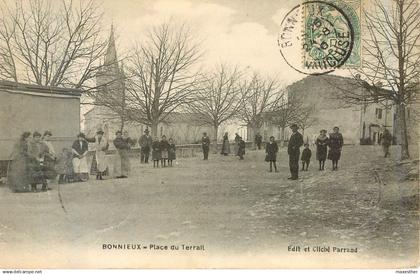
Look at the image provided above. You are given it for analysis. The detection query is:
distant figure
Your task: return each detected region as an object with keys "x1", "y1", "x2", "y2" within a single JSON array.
[
  {"x1": 315, "y1": 129, "x2": 329, "y2": 170},
  {"x1": 328, "y1": 126, "x2": 344, "y2": 171},
  {"x1": 287, "y1": 124, "x2": 304, "y2": 180},
  {"x1": 233, "y1": 133, "x2": 241, "y2": 156},
  {"x1": 139, "y1": 128, "x2": 153, "y2": 164},
  {"x1": 29, "y1": 131, "x2": 46, "y2": 191},
  {"x1": 152, "y1": 136, "x2": 161, "y2": 168},
  {"x1": 40, "y1": 130, "x2": 57, "y2": 188},
  {"x1": 160, "y1": 135, "x2": 170, "y2": 167},
  {"x1": 113, "y1": 130, "x2": 134, "y2": 179},
  {"x1": 381, "y1": 129, "x2": 392, "y2": 158},
  {"x1": 255, "y1": 133, "x2": 263, "y2": 150},
  {"x1": 201, "y1": 132, "x2": 210, "y2": 160},
  {"x1": 56, "y1": 147, "x2": 73, "y2": 183},
  {"x1": 8, "y1": 132, "x2": 33, "y2": 192},
  {"x1": 71, "y1": 133, "x2": 90, "y2": 182},
  {"x1": 168, "y1": 138, "x2": 176, "y2": 167},
  {"x1": 221, "y1": 132, "x2": 230, "y2": 156},
  {"x1": 237, "y1": 137, "x2": 246, "y2": 160},
  {"x1": 87, "y1": 127, "x2": 109, "y2": 180},
  {"x1": 301, "y1": 143, "x2": 312, "y2": 171},
  {"x1": 265, "y1": 136, "x2": 279, "y2": 172}
]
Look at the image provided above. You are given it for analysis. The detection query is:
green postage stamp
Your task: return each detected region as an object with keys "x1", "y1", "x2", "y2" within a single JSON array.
[{"x1": 302, "y1": 0, "x2": 362, "y2": 69}]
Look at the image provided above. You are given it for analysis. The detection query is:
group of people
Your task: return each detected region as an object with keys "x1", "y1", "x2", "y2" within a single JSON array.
[
  {"x1": 8, "y1": 122, "x2": 390, "y2": 192},
  {"x1": 264, "y1": 124, "x2": 344, "y2": 180},
  {"x1": 8, "y1": 131, "x2": 61, "y2": 192},
  {"x1": 7, "y1": 126, "x2": 137, "y2": 192}
]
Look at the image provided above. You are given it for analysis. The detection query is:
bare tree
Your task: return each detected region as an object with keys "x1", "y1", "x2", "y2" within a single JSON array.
[
  {"x1": 0, "y1": 0, "x2": 108, "y2": 89},
  {"x1": 188, "y1": 64, "x2": 243, "y2": 149},
  {"x1": 238, "y1": 74, "x2": 284, "y2": 146},
  {"x1": 336, "y1": 0, "x2": 419, "y2": 160},
  {"x1": 125, "y1": 23, "x2": 201, "y2": 137},
  {"x1": 294, "y1": 105, "x2": 317, "y2": 142},
  {"x1": 270, "y1": 95, "x2": 303, "y2": 145}
]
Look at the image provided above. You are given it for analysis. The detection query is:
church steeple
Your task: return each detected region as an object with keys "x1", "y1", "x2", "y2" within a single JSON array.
[{"x1": 104, "y1": 24, "x2": 118, "y2": 68}]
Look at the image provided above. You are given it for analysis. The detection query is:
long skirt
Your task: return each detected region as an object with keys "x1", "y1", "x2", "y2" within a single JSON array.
[
  {"x1": 221, "y1": 141, "x2": 231, "y2": 155},
  {"x1": 7, "y1": 157, "x2": 32, "y2": 192},
  {"x1": 316, "y1": 146, "x2": 328, "y2": 161},
  {"x1": 95, "y1": 150, "x2": 108, "y2": 173},
  {"x1": 72, "y1": 157, "x2": 89, "y2": 174},
  {"x1": 119, "y1": 149, "x2": 130, "y2": 176},
  {"x1": 327, "y1": 148, "x2": 341, "y2": 161}
]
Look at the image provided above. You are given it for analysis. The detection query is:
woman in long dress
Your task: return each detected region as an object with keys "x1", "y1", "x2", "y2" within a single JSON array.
[
  {"x1": 87, "y1": 127, "x2": 109, "y2": 180},
  {"x1": 221, "y1": 132, "x2": 230, "y2": 156},
  {"x1": 7, "y1": 132, "x2": 33, "y2": 192},
  {"x1": 328, "y1": 126, "x2": 344, "y2": 171},
  {"x1": 71, "y1": 133, "x2": 90, "y2": 182},
  {"x1": 40, "y1": 130, "x2": 57, "y2": 188},
  {"x1": 315, "y1": 129, "x2": 329, "y2": 170}
]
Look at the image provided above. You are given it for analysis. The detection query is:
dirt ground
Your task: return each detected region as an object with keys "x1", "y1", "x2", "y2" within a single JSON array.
[{"x1": 0, "y1": 145, "x2": 418, "y2": 268}]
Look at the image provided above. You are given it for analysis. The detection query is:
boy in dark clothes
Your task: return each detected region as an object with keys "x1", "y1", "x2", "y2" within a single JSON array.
[
  {"x1": 152, "y1": 137, "x2": 161, "y2": 168},
  {"x1": 301, "y1": 143, "x2": 312, "y2": 171},
  {"x1": 168, "y1": 138, "x2": 176, "y2": 167},
  {"x1": 237, "y1": 137, "x2": 246, "y2": 160},
  {"x1": 265, "y1": 136, "x2": 279, "y2": 172}
]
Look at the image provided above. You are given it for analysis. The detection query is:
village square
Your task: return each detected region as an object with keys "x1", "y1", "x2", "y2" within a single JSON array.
[{"x1": 0, "y1": 0, "x2": 418, "y2": 269}]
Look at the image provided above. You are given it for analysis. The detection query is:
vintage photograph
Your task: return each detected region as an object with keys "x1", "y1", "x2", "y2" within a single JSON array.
[{"x1": 0, "y1": 0, "x2": 418, "y2": 269}]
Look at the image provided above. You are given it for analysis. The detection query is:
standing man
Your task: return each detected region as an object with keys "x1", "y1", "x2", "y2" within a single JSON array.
[
  {"x1": 201, "y1": 132, "x2": 210, "y2": 160},
  {"x1": 139, "y1": 128, "x2": 153, "y2": 164},
  {"x1": 287, "y1": 124, "x2": 303, "y2": 180},
  {"x1": 255, "y1": 132, "x2": 263, "y2": 150}
]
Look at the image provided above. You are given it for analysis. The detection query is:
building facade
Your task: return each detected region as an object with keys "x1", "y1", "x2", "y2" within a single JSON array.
[{"x1": 247, "y1": 75, "x2": 395, "y2": 145}]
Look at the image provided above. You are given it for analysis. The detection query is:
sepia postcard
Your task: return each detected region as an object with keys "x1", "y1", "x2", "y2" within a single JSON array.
[{"x1": 0, "y1": 0, "x2": 418, "y2": 270}]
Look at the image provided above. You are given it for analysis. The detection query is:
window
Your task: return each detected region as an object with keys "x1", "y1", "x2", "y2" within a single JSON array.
[{"x1": 375, "y1": 108, "x2": 382, "y2": 119}]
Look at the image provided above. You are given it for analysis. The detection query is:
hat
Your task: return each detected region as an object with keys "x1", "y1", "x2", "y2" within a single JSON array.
[
  {"x1": 43, "y1": 130, "x2": 52, "y2": 137},
  {"x1": 97, "y1": 129, "x2": 104, "y2": 135},
  {"x1": 320, "y1": 129, "x2": 327, "y2": 133},
  {"x1": 77, "y1": 133, "x2": 85, "y2": 138},
  {"x1": 289, "y1": 123, "x2": 298, "y2": 129},
  {"x1": 33, "y1": 131, "x2": 41, "y2": 137},
  {"x1": 115, "y1": 130, "x2": 122, "y2": 135},
  {"x1": 144, "y1": 128, "x2": 149, "y2": 133}
]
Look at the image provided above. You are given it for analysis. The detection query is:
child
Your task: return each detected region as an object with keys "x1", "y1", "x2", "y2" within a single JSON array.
[
  {"x1": 237, "y1": 137, "x2": 246, "y2": 160},
  {"x1": 301, "y1": 143, "x2": 312, "y2": 171},
  {"x1": 168, "y1": 138, "x2": 176, "y2": 167},
  {"x1": 151, "y1": 137, "x2": 161, "y2": 168},
  {"x1": 265, "y1": 136, "x2": 279, "y2": 172},
  {"x1": 56, "y1": 147, "x2": 73, "y2": 183},
  {"x1": 160, "y1": 135, "x2": 170, "y2": 167}
]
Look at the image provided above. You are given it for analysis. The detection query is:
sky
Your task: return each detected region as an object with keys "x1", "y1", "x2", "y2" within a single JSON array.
[{"x1": 98, "y1": 0, "x2": 306, "y2": 87}]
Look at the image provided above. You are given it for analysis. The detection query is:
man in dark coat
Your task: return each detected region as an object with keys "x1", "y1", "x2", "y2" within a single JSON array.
[
  {"x1": 139, "y1": 128, "x2": 153, "y2": 163},
  {"x1": 287, "y1": 124, "x2": 304, "y2": 180},
  {"x1": 201, "y1": 132, "x2": 210, "y2": 160},
  {"x1": 381, "y1": 129, "x2": 392, "y2": 158}
]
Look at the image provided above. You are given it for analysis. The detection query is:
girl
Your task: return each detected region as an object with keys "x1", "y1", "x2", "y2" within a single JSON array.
[
  {"x1": 168, "y1": 138, "x2": 176, "y2": 167},
  {"x1": 160, "y1": 135, "x2": 170, "y2": 167},
  {"x1": 151, "y1": 137, "x2": 161, "y2": 168},
  {"x1": 265, "y1": 136, "x2": 279, "y2": 172}
]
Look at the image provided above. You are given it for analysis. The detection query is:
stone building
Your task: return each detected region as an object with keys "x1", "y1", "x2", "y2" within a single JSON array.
[{"x1": 247, "y1": 75, "x2": 395, "y2": 145}]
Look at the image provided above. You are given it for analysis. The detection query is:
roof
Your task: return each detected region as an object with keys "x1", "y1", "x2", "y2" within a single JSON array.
[{"x1": 0, "y1": 80, "x2": 82, "y2": 98}]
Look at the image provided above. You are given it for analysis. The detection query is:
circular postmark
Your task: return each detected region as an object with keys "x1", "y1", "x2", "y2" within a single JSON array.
[{"x1": 277, "y1": 1, "x2": 354, "y2": 75}]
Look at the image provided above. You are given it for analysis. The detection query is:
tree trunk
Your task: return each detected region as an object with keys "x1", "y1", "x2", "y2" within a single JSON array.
[
  {"x1": 151, "y1": 121, "x2": 158, "y2": 138},
  {"x1": 213, "y1": 125, "x2": 219, "y2": 153},
  {"x1": 397, "y1": 104, "x2": 410, "y2": 160}
]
